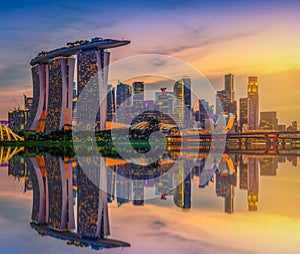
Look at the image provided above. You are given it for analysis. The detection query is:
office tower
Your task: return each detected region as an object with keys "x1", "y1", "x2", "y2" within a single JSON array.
[
  {"x1": 182, "y1": 77, "x2": 191, "y2": 127},
  {"x1": 132, "y1": 82, "x2": 144, "y2": 109},
  {"x1": 116, "y1": 82, "x2": 131, "y2": 108},
  {"x1": 247, "y1": 76, "x2": 259, "y2": 130},
  {"x1": 106, "y1": 84, "x2": 115, "y2": 122},
  {"x1": 198, "y1": 99, "x2": 213, "y2": 129},
  {"x1": 173, "y1": 80, "x2": 184, "y2": 127},
  {"x1": 239, "y1": 97, "x2": 248, "y2": 131},
  {"x1": 44, "y1": 57, "x2": 75, "y2": 133},
  {"x1": 216, "y1": 90, "x2": 230, "y2": 115},
  {"x1": 155, "y1": 88, "x2": 173, "y2": 114},
  {"x1": 259, "y1": 111, "x2": 278, "y2": 130},
  {"x1": 116, "y1": 82, "x2": 132, "y2": 123},
  {"x1": 225, "y1": 73, "x2": 235, "y2": 102},
  {"x1": 247, "y1": 158, "x2": 259, "y2": 211}
]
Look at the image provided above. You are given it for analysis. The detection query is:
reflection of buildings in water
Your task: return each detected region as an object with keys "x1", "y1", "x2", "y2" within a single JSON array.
[
  {"x1": 215, "y1": 168, "x2": 236, "y2": 214},
  {"x1": 77, "y1": 163, "x2": 110, "y2": 238},
  {"x1": 247, "y1": 158, "x2": 259, "y2": 211},
  {"x1": 21, "y1": 154, "x2": 129, "y2": 250},
  {"x1": 173, "y1": 161, "x2": 191, "y2": 211},
  {"x1": 287, "y1": 155, "x2": 297, "y2": 167},
  {"x1": 259, "y1": 157, "x2": 278, "y2": 176}
]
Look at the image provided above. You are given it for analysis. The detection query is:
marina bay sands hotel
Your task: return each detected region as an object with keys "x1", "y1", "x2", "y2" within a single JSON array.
[{"x1": 27, "y1": 37, "x2": 130, "y2": 132}]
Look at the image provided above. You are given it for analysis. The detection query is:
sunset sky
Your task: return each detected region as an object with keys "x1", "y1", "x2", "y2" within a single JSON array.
[{"x1": 0, "y1": 0, "x2": 300, "y2": 125}]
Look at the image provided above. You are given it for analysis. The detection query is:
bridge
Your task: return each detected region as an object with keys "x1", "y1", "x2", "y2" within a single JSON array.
[{"x1": 0, "y1": 124, "x2": 24, "y2": 142}]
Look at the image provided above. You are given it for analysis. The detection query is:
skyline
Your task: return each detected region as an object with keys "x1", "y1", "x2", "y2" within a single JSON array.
[{"x1": 1, "y1": 1, "x2": 300, "y2": 125}]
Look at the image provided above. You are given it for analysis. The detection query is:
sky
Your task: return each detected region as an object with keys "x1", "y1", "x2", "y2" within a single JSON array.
[{"x1": 0, "y1": 0, "x2": 300, "y2": 126}]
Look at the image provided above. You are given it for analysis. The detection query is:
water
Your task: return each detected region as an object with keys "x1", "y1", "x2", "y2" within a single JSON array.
[{"x1": 1, "y1": 146, "x2": 300, "y2": 254}]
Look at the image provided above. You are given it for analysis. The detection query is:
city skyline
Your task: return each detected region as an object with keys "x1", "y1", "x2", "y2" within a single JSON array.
[{"x1": 0, "y1": 1, "x2": 300, "y2": 126}]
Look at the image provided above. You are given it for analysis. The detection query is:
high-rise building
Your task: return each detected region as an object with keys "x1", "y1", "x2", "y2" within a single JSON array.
[
  {"x1": 132, "y1": 82, "x2": 144, "y2": 109},
  {"x1": 116, "y1": 82, "x2": 132, "y2": 123},
  {"x1": 77, "y1": 49, "x2": 110, "y2": 131},
  {"x1": 216, "y1": 90, "x2": 230, "y2": 115},
  {"x1": 198, "y1": 99, "x2": 213, "y2": 129},
  {"x1": 247, "y1": 76, "x2": 259, "y2": 130},
  {"x1": 106, "y1": 84, "x2": 115, "y2": 122},
  {"x1": 26, "y1": 63, "x2": 47, "y2": 130},
  {"x1": 239, "y1": 97, "x2": 248, "y2": 131},
  {"x1": 28, "y1": 38, "x2": 129, "y2": 132},
  {"x1": 182, "y1": 77, "x2": 191, "y2": 127},
  {"x1": 259, "y1": 111, "x2": 278, "y2": 130},
  {"x1": 173, "y1": 80, "x2": 184, "y2": 127},
  {"x1": 225, "y1": 73, "x2": 235, "y2": 102},
  {"x1": 44, "y1": 57, "x2": 75, "y2": 133},
  {"x1": 116, "y1": 83, "x2": 131, "y2": 108},
  {"x1": 155, "y1": 88, "x2": 173, "y2": 114}
]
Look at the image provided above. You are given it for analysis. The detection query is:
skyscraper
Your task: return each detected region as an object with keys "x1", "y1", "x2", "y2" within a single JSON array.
[
  {"x1": 28, "y1": 38, "x2": 129, "y2": 132},
  {"x1": 259, "y1": 111, "x2": 278, "y2": 130},
  {"x1": 239, "y1": 97, "x2": 248, "y2": 131},
  {"x1": 106, "y1": 84, "x2": 115, "y2": 122},
  {"x1": 132, "y1": 82, "x2": 144, "y2": 109},
  {"x1": 247, "y1": 76, "x2": 259, "y2": 130},
  {"x1": 173, "y1": 80, "x2": 184, "y2": 127},
  {"x1": 198, "y1": 99, "x2": 213, "y2": 129},
  {"x1": 116, "y1": 83, "x2": 131, "y2": 108},
  {"x1": 225, "y1": 73, "x2": 235, "y2": 102},
  {"x1": 182, "y1": 77, "x2": 191, "y2": 127},
  {"x1": 44, "y1": 57, "x2": 75, "y2": 133}
]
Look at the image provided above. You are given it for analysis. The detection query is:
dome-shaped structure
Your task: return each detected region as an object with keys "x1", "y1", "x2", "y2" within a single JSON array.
[{"x1": 0, "y1": 124, "x2": 24, "y2": 141}]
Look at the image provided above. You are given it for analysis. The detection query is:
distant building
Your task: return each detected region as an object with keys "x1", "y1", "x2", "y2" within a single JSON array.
[
  {"x1": 106, "y1": 84, "x2": 115, "y2": 122},
  {"x1": 239, "y1": 97, "x2": 248, "y2": 132},
  {"x1": 8, "y1": 109, "x2": 26, "y2": 132},
  {"x1": 225, "y1": 73, "x2": 235, "y2": 102},
  {"x1": 247, "y1": 76, "x2": 259, "y2": 130},
  {"x1": 198, "y1": 99, "x2": 213, "y2": 129},
  {"x1": 277, "y1": 124, "x2": 286, "y2": 131},
  {"x1": 173, "y1": 80, "x2": 184, "y2": 127},
  {"x1": 259, "y1": 111, "x2": 278, "y2": 130},
  {"x1": 155, "y1": 88, "x2": 173, "y2": 114},
  {"x1": 132, "y1": 82, "x2": 144, "y2": 109},
  {"x1": 182, "y1": 77, "x2": 192, "y2": 127},
  {"x1": 287, "y1": 121, "x2": 297, "y2": 131},
  {"x1": 116, "y1": 82, "x2": 132, "y2": 123}
]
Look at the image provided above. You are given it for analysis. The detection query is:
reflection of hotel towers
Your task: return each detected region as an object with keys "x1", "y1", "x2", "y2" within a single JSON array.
[
  {"x1": 26, "y1": 154, "x2": 111, "y2": 238},
  {"x1": 247, "y1": 158, "x2": 259, "y2": 211},
  {"x1": 26, "y1": 49, "x2": 110, "y2": 132},
  {"x1": 76, "y1": 163, "x2": 110, "y2": 238},
  {"x1": 26, "y1": 155, "x2": 75, "y2": 229},
  {"x1": 173, "y1": 161, "x2": 191, "y2": 211}
]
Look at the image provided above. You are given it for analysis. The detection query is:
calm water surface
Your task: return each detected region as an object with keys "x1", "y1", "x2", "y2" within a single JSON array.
[{"x1": 0, "y1": 146, "x2": 300, "y2": 254}]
